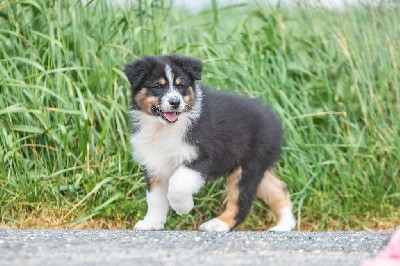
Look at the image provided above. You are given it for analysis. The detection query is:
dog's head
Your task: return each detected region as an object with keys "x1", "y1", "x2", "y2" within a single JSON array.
[{"x1": 124, "y1": 55, "x2": 202, "y2": 124}]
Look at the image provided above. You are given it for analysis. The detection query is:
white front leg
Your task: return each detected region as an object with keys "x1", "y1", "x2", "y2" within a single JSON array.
[
  {"x1": 134, "y1": 182, "x2": 169, "y2": 230},
  {"x1": 168, "y1": 166, "x2": 204, "y2": 215}
]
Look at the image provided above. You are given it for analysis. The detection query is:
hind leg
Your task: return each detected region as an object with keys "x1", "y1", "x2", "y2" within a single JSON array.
[
  {"x1": 257, "y1": 170, "x2": 296, "y2": 231},
  {"x1": 199, "y1": 166, "x2": 259, "y2": 232}
]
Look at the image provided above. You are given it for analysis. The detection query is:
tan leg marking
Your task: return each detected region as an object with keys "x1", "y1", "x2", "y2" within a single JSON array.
[
  {"x1": 149, "y1": 176, "x2": 162, "y2": 189},
  {"x1": 135, "y1": 88, "x2": 159, "y2": 116},
  {"x1": 256, "y1": 170, "x2": 291, "y2": 219},
  {"x1": 218, "y1": 167, "x2": 242, "y2": 228}
]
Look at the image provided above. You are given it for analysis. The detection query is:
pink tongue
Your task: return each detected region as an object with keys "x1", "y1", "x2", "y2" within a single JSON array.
[{"x1": 163, "y1": 112, "x2": 178, "y2": 122}]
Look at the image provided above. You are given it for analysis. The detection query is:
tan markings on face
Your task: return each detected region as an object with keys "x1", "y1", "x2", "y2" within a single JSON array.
[
  {"x1": 218, "y1": 167, "x2": 242, "y2": 228},
  {"x1": 256, "y1": 170, "x2": 291, "y2": 219},
  {"x1": 135, "y1": 88, "x2": 159, "y2": 116},
  {"x1": 159, "y1": 78, "x2": 166, "y2": 85},
  {"x1": 175, "y1": 77, "x2": 182, "y2": 85},
  {"x1": 183, "y1": 86, "x2": 195, "y2": 112}
]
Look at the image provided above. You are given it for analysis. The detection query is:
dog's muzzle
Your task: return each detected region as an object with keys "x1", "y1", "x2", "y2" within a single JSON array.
[{"x1": 151, "y1": 95, "x2": 183, "y2": 123}]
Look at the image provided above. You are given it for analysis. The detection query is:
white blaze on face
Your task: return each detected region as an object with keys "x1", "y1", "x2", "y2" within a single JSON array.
[
  {"x1": 161, "y1": 64, "x2": 185, "y2": 118},
  {"x1": 165, "y1": 64, "x2": 174, "y2": 91}
]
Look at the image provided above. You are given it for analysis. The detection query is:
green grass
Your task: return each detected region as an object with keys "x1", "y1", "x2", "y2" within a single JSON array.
[{"x1": 0, "y1": 0, "x2": 399, "y2": 231}]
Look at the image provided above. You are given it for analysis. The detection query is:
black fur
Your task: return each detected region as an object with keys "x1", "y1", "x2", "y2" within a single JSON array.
[
  {"x1": 186, "y1": 87, "x2": 282, "y2": 178},
  {"x1": 124, "y1": 58, "x2": 155, "y2": 90}
]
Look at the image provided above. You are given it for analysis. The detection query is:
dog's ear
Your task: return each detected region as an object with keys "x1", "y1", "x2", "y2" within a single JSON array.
[
  {"x1": 124, "y1": 58, "x2": 154, "y2": 89},
  {"x1": 168, "y1": 55, "x2": 202, "y2": 80}
]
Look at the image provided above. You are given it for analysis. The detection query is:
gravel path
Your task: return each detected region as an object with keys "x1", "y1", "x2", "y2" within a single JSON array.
[{"x1": 0, "y1": 229, "x2": 391, "y2": 266}]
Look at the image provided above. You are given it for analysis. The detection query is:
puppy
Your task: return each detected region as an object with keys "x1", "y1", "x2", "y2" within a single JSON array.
[{"x1": 124, "y1": 55, "x2": 296, "y2": 231}]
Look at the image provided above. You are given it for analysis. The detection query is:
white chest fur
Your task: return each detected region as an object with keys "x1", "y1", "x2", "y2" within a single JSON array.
[{"x1": 130, "y1": 112, "x2": 198, "y2": 180}]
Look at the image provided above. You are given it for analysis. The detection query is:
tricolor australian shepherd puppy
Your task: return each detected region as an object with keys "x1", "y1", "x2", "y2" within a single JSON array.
[{"x1": 124, "y1": 55, "x2": 296, "y2": 231}]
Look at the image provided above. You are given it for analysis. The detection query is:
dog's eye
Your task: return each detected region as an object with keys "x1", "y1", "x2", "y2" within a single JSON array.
[{"x1": 152, "y1": 84, "x2": 163, "y2": 90}]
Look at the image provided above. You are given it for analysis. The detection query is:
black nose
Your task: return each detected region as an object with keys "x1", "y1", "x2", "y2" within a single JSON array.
[{"x1": 168, "y1": 97, "x2": 181, "y2": 109}]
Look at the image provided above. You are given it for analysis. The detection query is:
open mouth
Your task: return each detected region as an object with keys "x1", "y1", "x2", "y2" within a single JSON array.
[
  {"x1": 161, "y1": 111, "x2": 180, "y2": 123},
  {"x1": 152, "y1": 106, "x2": 180, "y2": 123}
]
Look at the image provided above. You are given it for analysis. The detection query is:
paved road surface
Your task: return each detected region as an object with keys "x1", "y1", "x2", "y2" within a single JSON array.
[{"x1": 0, "y1": 229, "x2": 391, "y2": 266}]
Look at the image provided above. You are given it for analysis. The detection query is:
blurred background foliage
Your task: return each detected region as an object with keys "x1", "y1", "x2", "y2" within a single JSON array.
[{"x1": 0, "y1": 0, "x2": 399, "y2": 230}]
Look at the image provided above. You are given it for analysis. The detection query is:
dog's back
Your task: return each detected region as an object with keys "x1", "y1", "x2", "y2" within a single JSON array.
[{"x1": 186, "y1": 87, "x2": 282, "y2": 180}]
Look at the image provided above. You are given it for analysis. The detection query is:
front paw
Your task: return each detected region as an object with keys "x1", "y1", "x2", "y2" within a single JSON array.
[
  {"x1": 134, "y1": 219, "x2": 164, "y2": 231},
  {"x1": 167, "y1": 193, "x2": 194, "y2": 215}
]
